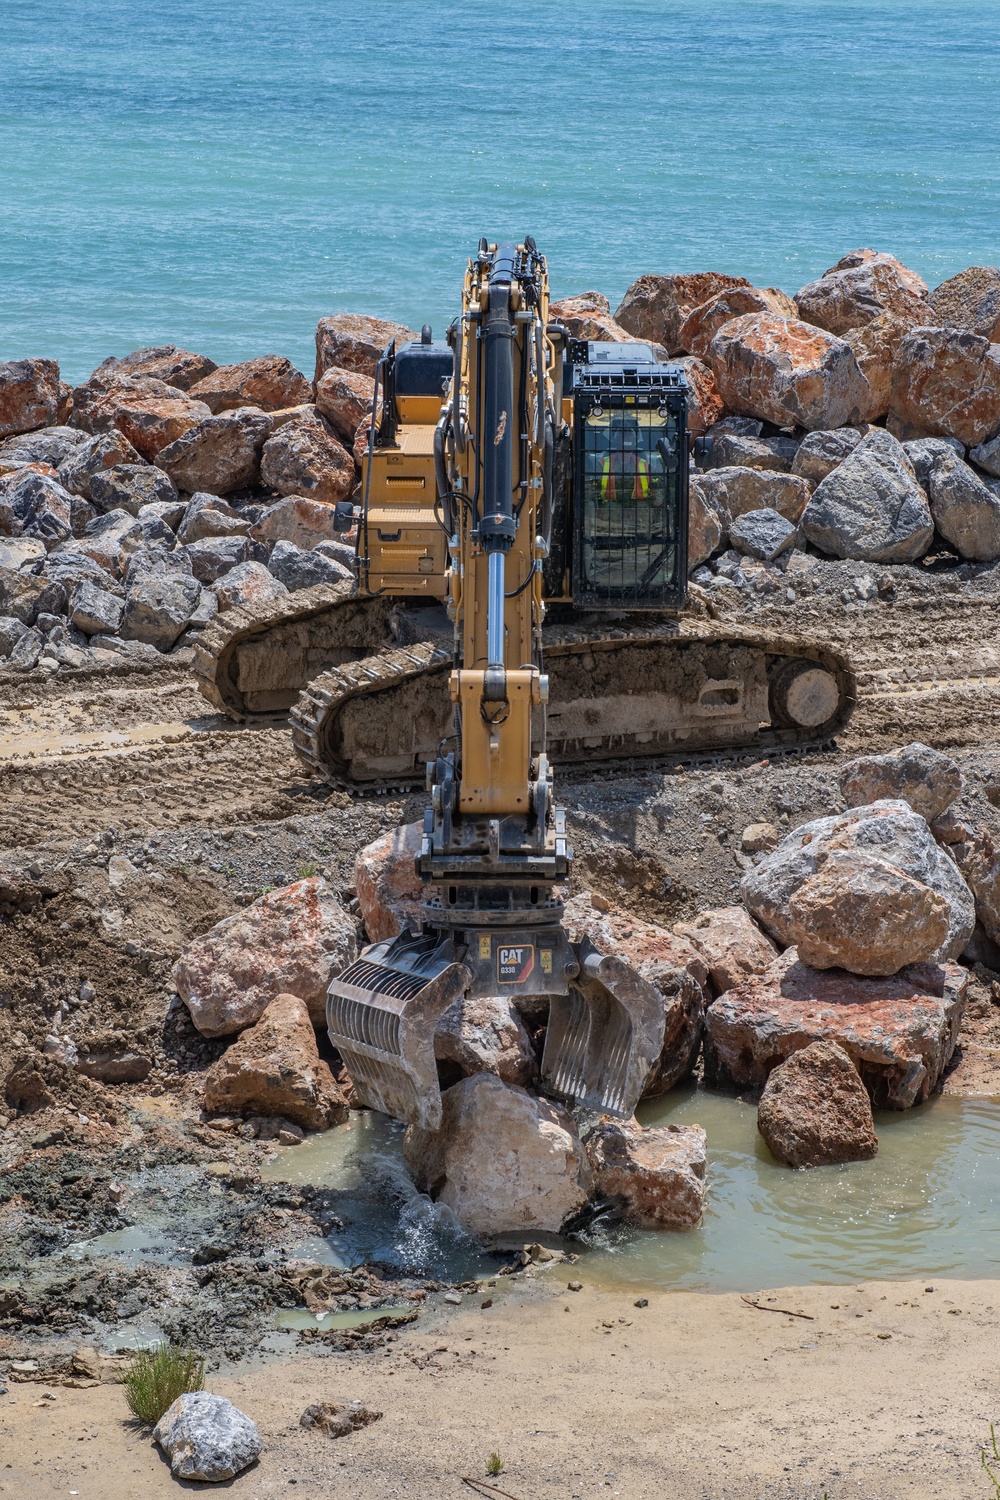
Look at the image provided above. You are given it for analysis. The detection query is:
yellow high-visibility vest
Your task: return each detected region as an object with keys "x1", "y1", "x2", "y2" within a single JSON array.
[{"x1": 600, "y1": 453, "x2": 650, "y2": 502}]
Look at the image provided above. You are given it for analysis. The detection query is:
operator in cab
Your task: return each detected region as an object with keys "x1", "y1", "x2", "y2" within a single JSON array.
[{"x1": 599, "y1": 416, "x2": 651, "y2": 502}]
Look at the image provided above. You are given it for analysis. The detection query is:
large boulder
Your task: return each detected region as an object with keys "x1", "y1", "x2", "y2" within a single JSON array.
[
  {"x1": 843, "y1": 313, "x2": 920, "y2": 422},
  {"x1": 561, "y1": 891, "x2": 707, "y2": 1096},
  {"x1": 434, "y1": 994, "x2": 537, "y2": 1088},
  {"x1": 955, "y1": 834, "x2": 1000, "y2": 947},
  {"x1": 0, "y1": 359, "x2": 60, "y2": 438},
  {"x1": 72, "y1": 374, "x2": 212, "y2": 459},
  {"x1": 614, "y1": 272, "x2": 751, "y2": 355},
  {"x1": 889, "y1": 327, "x2": 1000, "y2": 448},
  {"x1": 121, "y1": 574, "x2": 203, "y2": 650},
  {"x1": 929, "y1": 266, "x2": 1000, "y2": 342},
  {"x1": 203, "y1": 991, "x2": 348, "y2": 1130},
  {"x1": 172, "y1": 876, "x2": 357, "y2": 1035},
  {"x1": 250, "y1": 494, "x2": 345, "y2": 551},
  {"x1": 839, "y1": 743, "x2": 962, "y2": 822},
  {"x1": 687, "y1": 476, "x2": 723, "y2": 567},
  {"x1": 188, "y1": 357, "x2": 311, "y2": 414},
  {"x1": 706, "y1": 431, "x2": 799, "y2": 473},
  {"x1": 729, "y1": 507, "x2": 797, "y2": 562},
  {"x1": 704, "y1": 947, "x2": 966, "y2": 1108},
  {"x1": 69, "y1": 580, "x2": 125, "y2": 636},
  {"x1": 673, "y1": 905, "x2": 779, "y2": 996},
  {"x1": 692, "y1": 466, "x2": 811, "y2": 523},
  {"x1": 314, "y1": 367, "x2": 376, "y2": 443},
  {"x1": 1, "y1": 470, "x2": 75, "y2": 544},
  {"x1": 799, "y1": 428, "x2": 933, "y2": 563},
  {"x1": 673, "y1": 356, "x2": 725, "y2": 436},
  {"x1": 267, "y1": 539, "x2": 350, "y2": 591},
  {"x1": 794, "y1": 250, "x2": 929, "y2": 335},
  {"x1": 355, "y1": 821, "x2": 425, "y2": 943},
  {"x1": 214, "y1": 559, "x2": 289, "y2": 612},
  {"x1": 260, "y1": 409, "x2": 355, "y2": 504},
  {"x1": 90, "y1": 464, "x2": 177, "y2": 517},
  {"x1": 920, "y1": 444, "x2": 1000, "y2": 561},
  {"x1": 156, "y1": 407, "x2": 273, "y2": 494},
  {"x1": 741, "y1": 798, "x2": 975, "y2": 970},
  {"x1": 56, "y1": 430, "x2": 142, "y2": 499},
  {"x1": 549, "y1": 293, "x2": 650, "y2": 347},
  {"x1": 970, "y1": 434, "x2": 1000, "y2": 478},
  {"x1": 184, "y1": 534, "x2": 253, "y2": 583},
  {"x1": 584, "y1": 1119, "x2": 707, "y2": 1228},
  {"x1": 314, "y1": 314, "x2": 418, "y2": 382},
  {"x1": 0, "y1": 425, "x2": 86, "y2": 470},
  {"x1": 403, "y1": 1072, "x2": 592, "y2": 1237},
  {"x1": 176, "y1": 492, "x2": 250, "y2": 545},
  {"x1": 67, "y1": 508, "x2": 175, "y2": 578},
  {"x1": 677, "y1": 285, "x2": 797, "y2": 359},
  {"x1": 757, "y1": 1040, "x2": 878, "y2": 1167},
  {"x1": 791, "y1": 426, "x2": 866, "y2": 483},
  {"x1": 91, "y1": 344, "x2": 217, "y2": 391},
  {"x1": 709, "y1": 313, "x2": 872, "y2": 431},
  {"x1": 154, "y1": 1393, "x2": 261, "y2": 1483}
]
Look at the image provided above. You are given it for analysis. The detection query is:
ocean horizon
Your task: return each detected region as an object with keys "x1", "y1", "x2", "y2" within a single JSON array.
[{"x1": 3, "y1": 0, "x2": 999, "y2": 383}]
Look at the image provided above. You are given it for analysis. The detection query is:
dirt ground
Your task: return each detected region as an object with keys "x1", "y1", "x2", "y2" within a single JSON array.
[{"x1": 2, "y1": 1277, "x2": 999, "y2": 1500}]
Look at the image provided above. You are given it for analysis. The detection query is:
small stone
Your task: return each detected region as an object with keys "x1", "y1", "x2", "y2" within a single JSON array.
[
  {"x1": 741, "y1": 822, "x2": 780, "y2": 854},
  {"x1": 444, "y1": 1292, "x2": 463, "y2": 1305},
  {"x1": 567, "y1": 1281, "x2": 583, "y2": 1292},
  {"x1": 634, "y1": 1297, "x2": 649, "y2": 1308},
  {"x1": 299, "y1": 1400, "x2": 383, "y2": 1439}
]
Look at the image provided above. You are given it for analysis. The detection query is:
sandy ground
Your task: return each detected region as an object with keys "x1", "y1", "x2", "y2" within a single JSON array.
[{"x1": 2, "y1": 1277, "x2": 999, "y2": 1500}]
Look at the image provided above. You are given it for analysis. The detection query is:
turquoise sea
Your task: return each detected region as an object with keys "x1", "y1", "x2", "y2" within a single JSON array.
[{"x1": 3, "y1": 1, "x2": 999, "y2": 383}]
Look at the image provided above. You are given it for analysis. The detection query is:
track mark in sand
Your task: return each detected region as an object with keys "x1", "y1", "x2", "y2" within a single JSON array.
[{"x1": 0, "y1": 712, "x2": 276, "y2": 768}]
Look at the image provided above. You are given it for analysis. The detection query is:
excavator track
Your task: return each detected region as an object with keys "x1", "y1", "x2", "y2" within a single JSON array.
[{"x1": 287, "y1": 617, "x2": 856, "y2": 788}]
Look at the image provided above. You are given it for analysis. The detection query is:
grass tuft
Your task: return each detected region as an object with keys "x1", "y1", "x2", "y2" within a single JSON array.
[
  {"x1": 486, "y1": 1451, "x2": 503, "y2": 1476},
  {"x1": 297, "y1": 860, "x2": 318, "y2": 880},
  {"x1": 119, "y1": 1343, "x2": 206, "y2": 1426}
]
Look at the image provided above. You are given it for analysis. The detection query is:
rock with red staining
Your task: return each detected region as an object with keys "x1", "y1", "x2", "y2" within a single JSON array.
[
  {"x1": 843, "y1": 312, "x2": 920, "y2": 422},
  {"x1": 889, "y1": 326, "x2": 1000, "y2": 448},
  {"x1": 0, "y1": 359, "x2": 61, "y2": 439},
  {"x1": 550, "y1": 292, "x2": 662, "y2": 351},
  {"x1": 584, "y1": 1118, "x2": 707, "y2": 1228},
  {"x1": 173, "y1": 877, "x2": 357, "y2": 1035},
  {"x1": 705, "y1": 947, "x2": 966, "y2": 1108},
  {"x1": 709, "y1": 313, "x2": 872, "y2": 431},
  {"x1": 672, "y1": 356, "x2": 725, "y2": 437},
  {"x1": 213, "y1": 559, "x2": 289, "y2": 612},
  {"x1": 615, "y1": 272, "x2": 752, "y2": 355},
  {"x1": 354, "y1": 821, "x2": 424, "y2": 943},
  {"x1": 673, "y1": 905, "x2": 779, "y2": 996},
  {"x1": 314, "y1": 367, "x2": 376, "y2": 444},
  {"x1": 757, "y1": 1039, "x2": 878, "y2": 1167},
  {"x1": 188, "y1": 356, "x2": 311, "y2": 415},
  {"x1": 795, "y1": 250, "x2": 929, "y2": 335},
  {"x1": 260, "y1": 409, "x2": 354, "y2": 505},
  {"x1": 839, "y1": 742, "x2": 963, "y2": 822},
  {"x1": 91, "y1": 345, "x2": 217, "y2": 392},
  {"x1": 929, "y1": 266, "x2": 1000, "y2": 342},
  {"x1": 678, "y1": 285, "x2": 797, "y2": 360},
  {"x1": 156, "y1": 407, "x2": 274, "y2": 494},
  {"x1": 314, "y1": 314, "x2": 418, "y2": 383},
  {"x1": 202, "y1": 991, "x2": 348, "y2": 1130}
]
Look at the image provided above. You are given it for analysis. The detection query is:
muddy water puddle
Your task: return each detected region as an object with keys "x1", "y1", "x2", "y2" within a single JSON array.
[{"x1": 261, "y1": 1091, "x2": 1000, "y2": 1293}]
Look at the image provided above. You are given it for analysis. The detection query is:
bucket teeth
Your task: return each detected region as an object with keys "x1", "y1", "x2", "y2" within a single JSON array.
[
  {"x1": 327, "y1": 933, "x2": 471, "y2": 1132},
  {"x1": 541, "y1": 941, "x2": 666, "y2": 1118}
]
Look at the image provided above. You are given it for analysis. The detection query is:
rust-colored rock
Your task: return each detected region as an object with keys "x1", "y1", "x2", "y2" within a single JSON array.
[
  {"x1": 188, "y1": 356, "x2": 311, "y2": 415},
  {"x1": 615, "y1": 272, "x2": 751, "y2": 355},
  {"x1": 954, "y1": 832, "x2": 1000, "y2": 947},
  {"x1": 672, "y1": 356, "x2": 725, "y2": 437},
  {"x1": 929, "y1": 266, "x2": 1000, "y2": 342},
  {"x1": 584, "y1": 1118, "x2": 707, "y2": 1228},
  {"x1": 704, "y1": 947, "x2": 967, "y2": 1108},
  {"x1": 259, "y1": 409, "x2": 355, "y2": 505},
  {"x1": 757, "y1": 1040, "x2": 878, "y2": 1167},
  {"x1": 91, "y1": 345, "x2": 217, "y2": 392},
  {"x1": 795, "y1": 250, "x2": 929, "y2": 335},
  {"x1": 355, "y1": 821, "x2": 424, "y2": 943},
  {"x1": 673, "y1": 905, "x2": 779, "y2": 996},
  {"x1": 840, "y1": 742, "x2": 963, "y2": 822},
  {"x1": 156, "y1": 407, "x2": 274, "y2": 494},
  {"x1": 561, "y1": 891, "x2": 707, "y2": 1097},
  {"x1": 549, "y1": 292, "x2": 651, "y2": 347},
  {"x1": 709, "y1": 313, "x2": 872, "y2": 431},
  {"x1": 172, "y1": 876, "x2": 357, "y2": 1035},
  {"x1": 843, "y1": 312, "x2": 920, "y2": 422},
  {"x1": 0, "y1": 359, "x2": 61, "y2": 439},
  {"x1": 314, "y1": 314, "x2": 418, "y2": 383},
  {"x1": 203, "y1": 991, "x2": 348, "y2": 1130},
  {"x1": 678, "y1": 285, "x2": 797, "y2": 359},
  {"x1": 889, "y1": 327, "x2": 1000, "y2": 448},
  {"x1": 693, "y1": 466, "x2": 811, "y2": 524},
  {"x1": 314, "y1": 367, "x2": 376, "y2": 444},
  {"x1": 112, "y1": 390, "x2": 211, "y2": 461}
]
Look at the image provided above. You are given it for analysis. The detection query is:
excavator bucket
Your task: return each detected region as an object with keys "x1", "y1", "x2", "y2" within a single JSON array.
[
  {"x1": 327, "y1": 931, "x2": 472, "y2": 1132},
  {"x1": 541, "y1": 941, "x2": 667, "y2": 1117}
]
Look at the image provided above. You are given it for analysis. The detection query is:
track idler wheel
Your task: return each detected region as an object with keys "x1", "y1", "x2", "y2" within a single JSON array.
[{"x1": 768, "y1": 657, "x2": 843, "y2": 731}]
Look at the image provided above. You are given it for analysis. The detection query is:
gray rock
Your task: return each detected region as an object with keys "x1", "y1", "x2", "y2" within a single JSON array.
[
  {"x1": 970, "y1": 433, "x2": 1000, "y2": 479},
  {"x1": 689, "y1": 466, "x2": 811, "y2": 524},
  {"x1": 902, "y1": 437, "x2": 964, "y2": 489},
  {"x1": 157, "y1": 406, "x2": 273, "y2": 494},
  {"x1": 9, "y1": 627, "x2": 43, "y2": 670},
  {"x1": 742, "y1": 798, "x2": 975, "y2": 968},
  {"x1": 153, "y1": 1392, "x2": 262, "y2": 1483},
  {"x1": 123, "y1": 545, "x2": 193, "y2": 591},
  {"x1": 840, "y1": 742, "x2": 963, "y2": 823},
  {"x1": 69, "y1": 580, "x2": 126, "y2": 637},
  {"x1": 185, "y1": 535, "x2": 253, "y2": 583},
  {"x1": 791, "y1": 427, "x2": 866, "y2": 484},
  {"x1": 44, "y1": 552, "x2": 122, "y2": 597},
  {"x1": 121, "y1": 574, "x2": 203, "y2": 650},
  {"x1": 704, "y1": 415, "x2": 764, "y2": 439},
  {"x1": 0, "y1": 568, "x2": 49, "y2": 625},
  {"x1": 213, "y1": 559, "x2": 289, "y2": 612},
  {"x1": 0, "y1": 616, "x2": 28, "y2": 656},
  {"x1": 186, "y1": 586, "x2": 219, "y2": 628},
  {"x1": 708, "y1": 432, "x2": 800, "y2": 473},
  {"x1": 267, "y1": 539, "x2": 351, "y2": 591},
  {"x1": 312, "y1": 539, "x2": 357, "y2": 571},
  {"x1": 0, "y1": 538, "x2": 46, "y2": 571},
  {"x1": 729, "y1": 507, "x2": 797, "y2": 562},
  {"x1": 0, "y1": 425, "x2": 87, "y2": 468},
  {"x1": 176, "y1": 491, "x2": 249, "y2": 545},
  {"x1": 800, "y1": 428, "x2": 933, "y2": 563},
  {"x1": 56, "y1": 430, "x2": 143, "y2": 499},
  {"x1": 137, "y1": 499, "x2": 186, "y2": 530},
  {"x1": 921, "y1": 447, "x2": 1000, "y2": 561},
  {"x1": 2, "y1": 470, "x2": 75, "y2": 544},
  {"x1": 89, "y1": 634, "x2": 164, "y2": 662},
  {"x1": 89, "y1": 464, "x2": 177, "y2": 517}
]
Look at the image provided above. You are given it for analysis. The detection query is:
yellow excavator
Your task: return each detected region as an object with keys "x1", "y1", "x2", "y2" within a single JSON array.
[{"x1": 193, "y1": 238, "x2": 854, "y2": 1130}]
